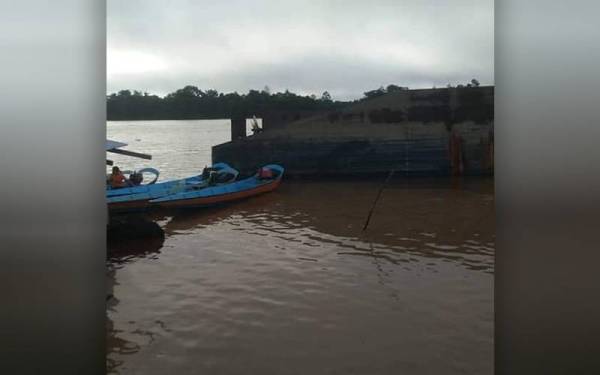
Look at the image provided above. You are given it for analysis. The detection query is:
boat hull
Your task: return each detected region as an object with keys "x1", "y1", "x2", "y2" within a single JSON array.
[
  {"x1": 108, "y1": 199, "x2": 152, "y2": 212},
  {"x1": 154, "y1": 178, "x2": 281, "y2": 208},
  {"x1": 107, "y1": 163, "x2": 239, "y2": 213}
]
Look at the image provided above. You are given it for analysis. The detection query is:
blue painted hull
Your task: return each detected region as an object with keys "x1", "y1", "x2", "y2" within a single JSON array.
[
  {"x1": 150, "y1": 164, "x2": 284, "y2": 208},
  {"x1": 107, "y1": 175, "x2": 202, "y2": 198},
  {"x1": 107, "y1": 163, "x2": 238, "y2": 212}
]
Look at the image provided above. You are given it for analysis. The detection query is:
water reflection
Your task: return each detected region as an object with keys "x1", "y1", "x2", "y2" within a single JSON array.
[
  {"x1": 107, "y1": 216, "x2": 166, "y2": 374},
  {"x1": 107, "y1": 178, "x2": 494, "y2": 375},
  {"x1": 150, "y1": 178, "x2": 493, "y2": 273},
  {"x1": 107, "y1": 215, "x2": 165, "y2": 262}
]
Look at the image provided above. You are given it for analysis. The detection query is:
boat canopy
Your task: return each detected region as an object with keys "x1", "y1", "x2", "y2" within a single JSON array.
[
  {"x1": 106, "y1": 139, "x2": 128, "y2": 151},
  {"x1": 106, "y1": 139, "x2": 152, "y2": 160}
]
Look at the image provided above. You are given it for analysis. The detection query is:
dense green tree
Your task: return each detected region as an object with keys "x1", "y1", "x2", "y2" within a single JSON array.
[
  {"x1": 363, "y1": 86, "x2": 386, "y2": 99},
  {"x1": 107, "y1": 86, "x2": 349, "y2": 120},
  {"x1": 320, "y1": 91, "x2": 332, "y2": 102},
  {"x1": 106, "y1": 81, "x2": 484, "y2": 121},
  {"x1": 385, "y1": 84, "x2": 408, "y2": 92}
]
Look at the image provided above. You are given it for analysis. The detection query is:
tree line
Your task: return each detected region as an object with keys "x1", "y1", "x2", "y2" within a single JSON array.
[
  {"x1": 107, "y1": 86, "x2": 348, "y2": 120},
  {"x1": 107, "y1": 80, "x2": 482, "y2": 120}
]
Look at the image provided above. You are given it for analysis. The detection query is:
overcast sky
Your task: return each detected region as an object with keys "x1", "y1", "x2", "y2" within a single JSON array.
[{"x1": 107, "y1": 0, "x2": 493, "y2": 100}]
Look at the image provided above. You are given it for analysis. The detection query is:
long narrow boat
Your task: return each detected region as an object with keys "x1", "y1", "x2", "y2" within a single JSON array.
[
  {"x1": 106, "y1": 139, "x2": 158, "y2": 198},
  {"x1": 106, "y1": 167, "x2": 161, "y2": 197},
  {"x1": 107, "y1": 163, "x2": 234, "y2": 198},
  {"x1": 108, "y1": 163, "x2": 239, "y2": 212},
  {"x1": 149, "y1": 164, "x2": 284, "y2": 209}
]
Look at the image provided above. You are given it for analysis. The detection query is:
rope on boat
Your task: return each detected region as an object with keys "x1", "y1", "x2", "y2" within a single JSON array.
[{"x1": 362, "y1": 169, "x2": 395, "y2": 232}]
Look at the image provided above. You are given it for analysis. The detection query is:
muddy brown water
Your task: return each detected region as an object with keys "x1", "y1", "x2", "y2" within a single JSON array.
[{"x1": 107, "y1": 121, "x2": 494, "y2": 374}]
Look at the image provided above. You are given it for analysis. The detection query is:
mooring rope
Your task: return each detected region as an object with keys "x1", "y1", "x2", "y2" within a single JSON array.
[{"x1": 362, "y1": 169, "x2": 395, "y2": 232}]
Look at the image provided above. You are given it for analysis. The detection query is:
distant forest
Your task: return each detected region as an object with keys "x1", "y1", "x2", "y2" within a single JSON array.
[
  {"x1": 107, "y1": 84, "x2": 410, "y2": 120},
  {"x1": 107, "y1": 81, "x2": 481, "y2": 120}
]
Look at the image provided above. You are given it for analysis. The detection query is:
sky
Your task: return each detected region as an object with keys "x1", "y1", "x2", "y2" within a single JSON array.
[{"x1": 107, "y1": 0, "x2": 494, "y2": 101}]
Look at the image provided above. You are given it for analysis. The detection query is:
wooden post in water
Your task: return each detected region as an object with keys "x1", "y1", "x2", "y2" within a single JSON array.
[{"x1": 231, "y1": 115, "x2": 247, "y2": 141}]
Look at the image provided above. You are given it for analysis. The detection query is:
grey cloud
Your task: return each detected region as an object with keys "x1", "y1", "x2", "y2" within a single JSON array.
[{"x1": 108, "y1": 0, "x2": 493, "y2": 99}]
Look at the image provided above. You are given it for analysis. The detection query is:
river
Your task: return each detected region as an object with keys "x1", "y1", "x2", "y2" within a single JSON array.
[{"x1": 107, "y1": 120, "x2": 494, "y2": 374}]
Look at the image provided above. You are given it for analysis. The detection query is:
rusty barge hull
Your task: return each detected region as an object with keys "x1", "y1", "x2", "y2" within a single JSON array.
[
  {"x1": 211, "y1": 86, "x2": 494, "y2": 177},
  {"x1": 213, "y1": 137, "x2": 492, "y2": 177}
]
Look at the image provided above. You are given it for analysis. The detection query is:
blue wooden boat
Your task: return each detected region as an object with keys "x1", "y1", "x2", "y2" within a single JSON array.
[
  {"x1": 106, "y1": 167, "x2": 162, "y2": 197},
  {"x1": 106, "y1": 139, "x2": 158, "y2": 197},
  {"x1": 108, "y1": 163, "x2": 239, "y2": 212},
  {"x1": 149, "y1": 164, "x2": 284, "y2": 209},
  {"x1": 106, "y1": 163, "x2": 235, "y2": 197}
]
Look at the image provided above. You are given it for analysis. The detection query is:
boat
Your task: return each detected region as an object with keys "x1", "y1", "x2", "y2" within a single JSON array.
[
  {"x1": 108, "y1": 163, "x2": 239, "y2": 212},
  {"x1": 106, "y1": 163, "x2": 236, "y2": 197},
  {"x1": 106, "y1": 167, "x2": 161, "y2": 197},
  {"x1": 149, "y1": 164, "x2": 284, "y2": 209},
  {"x1": 106, "y1": 139, "x2": 156, "y2": 195}
]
